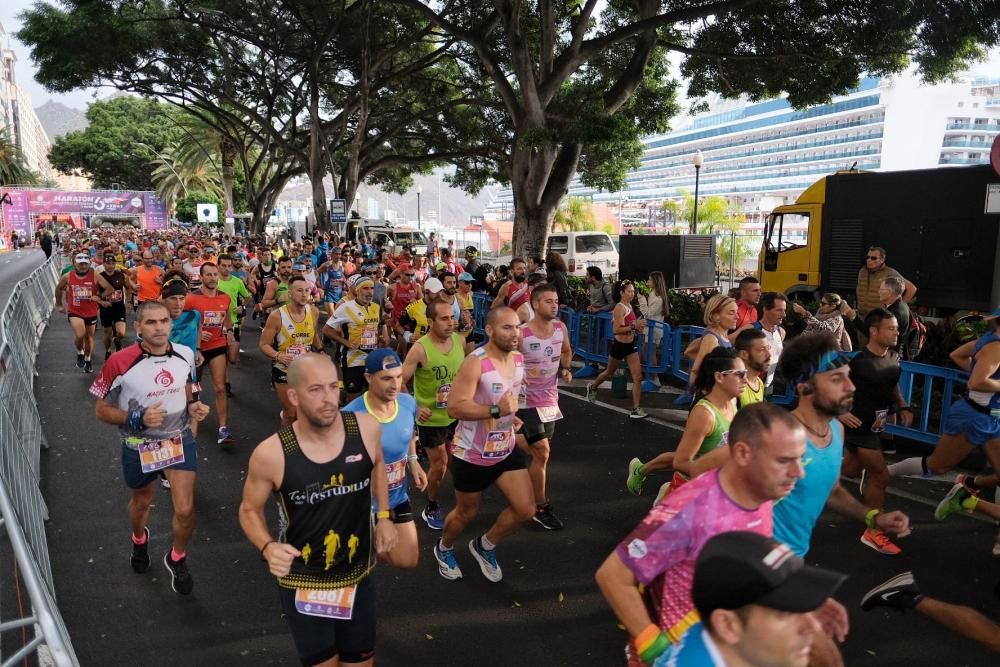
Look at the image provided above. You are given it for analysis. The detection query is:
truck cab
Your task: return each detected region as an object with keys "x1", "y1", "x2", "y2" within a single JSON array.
[{"x1": 759, "y1": 166, "x2": 1000, "y2": 313}]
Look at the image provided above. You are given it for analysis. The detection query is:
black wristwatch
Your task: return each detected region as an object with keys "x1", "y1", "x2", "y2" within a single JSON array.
[{"x1": 489, "y1": 404, "x2": 501, "y2": 418}]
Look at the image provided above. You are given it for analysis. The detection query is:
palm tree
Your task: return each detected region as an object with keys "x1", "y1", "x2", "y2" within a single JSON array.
[
  {"x1": 0, "y1": 130, "x2": 39, "y2": 186},
  {"x1": 552, "y1": 196, "x2": 597, "y2": 232},
  {"x1": 147, "y1": 142, "x2": 224, "y2": 207}
]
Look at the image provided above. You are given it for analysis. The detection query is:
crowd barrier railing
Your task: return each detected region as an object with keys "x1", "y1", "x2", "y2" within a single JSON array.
[
  {"x1": 884, "y1": 361, "x2": 969, "y2": 446},
  {"x1": 471, "y1": 296, "x2": 965, "y2": 448},
  {"x1": 0, "y1": 253, "x2": 79, "y2": 667}
]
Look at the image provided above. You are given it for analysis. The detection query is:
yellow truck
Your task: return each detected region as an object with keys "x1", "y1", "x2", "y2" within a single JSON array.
[{"x1": 758, "y1": 165, "x2": 1000, "y2": 312}]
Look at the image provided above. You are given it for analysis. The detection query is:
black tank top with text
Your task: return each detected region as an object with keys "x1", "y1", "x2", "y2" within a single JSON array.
[{"x1": 275, "y1": 412, "x2": 375, "y2": 590}]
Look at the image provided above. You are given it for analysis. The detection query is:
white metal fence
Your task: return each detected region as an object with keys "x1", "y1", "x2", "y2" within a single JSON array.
[{"x1": 0, "y1": 254, "x2": 78, "y2": 666}]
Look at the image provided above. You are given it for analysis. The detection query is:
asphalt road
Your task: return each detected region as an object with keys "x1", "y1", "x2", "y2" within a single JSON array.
[
  {"x1": 33, "y1": 315, "x2": 1000, "y2": 666},
  {"x1": 0, "y1": 248, "x2": 46, "y2": 306}
]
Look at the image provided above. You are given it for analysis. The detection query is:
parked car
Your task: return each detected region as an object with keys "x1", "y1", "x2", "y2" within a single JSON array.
[{"x1": 546, "y1": 231, "x2": 620, "y2": 277}]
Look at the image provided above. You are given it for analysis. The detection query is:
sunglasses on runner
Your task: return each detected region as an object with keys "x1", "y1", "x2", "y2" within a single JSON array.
[{"x1": 719, "y1": 369, "x2": 748, "y2": 379}]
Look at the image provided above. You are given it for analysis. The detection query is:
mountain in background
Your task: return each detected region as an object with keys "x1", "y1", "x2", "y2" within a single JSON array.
[{"x1": 35, "y1": 100, "x2": 88, "y2": 140}]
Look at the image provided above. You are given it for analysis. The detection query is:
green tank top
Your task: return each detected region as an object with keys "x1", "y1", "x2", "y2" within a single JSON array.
[
  {"x1": 413, "y1": 333, "x2": 465, "y2": 427},
  {"x1": 693, "y1": 398, "x2": 732, "y2": 459},
  {"x1": 275, "y1": 280, "x2": 290, "y2": 306}
]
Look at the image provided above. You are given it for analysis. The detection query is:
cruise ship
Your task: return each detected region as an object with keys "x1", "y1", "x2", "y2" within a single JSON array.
[{"x1": 486, "y1": 73, "x2": 1000, "y2": 228}]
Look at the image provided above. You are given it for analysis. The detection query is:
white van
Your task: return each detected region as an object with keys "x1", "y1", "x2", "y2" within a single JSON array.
[{"x1": 546, "y1": 231, "x2": 620, "y2": 277}]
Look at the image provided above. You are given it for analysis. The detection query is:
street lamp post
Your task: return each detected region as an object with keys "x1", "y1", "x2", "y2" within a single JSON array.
[
  {"x1": 416, "y1": 185, "x2": 422, "y2": 231},
  {"x1": 692, "y1": 150, "x2": 704, "y2": 234}
]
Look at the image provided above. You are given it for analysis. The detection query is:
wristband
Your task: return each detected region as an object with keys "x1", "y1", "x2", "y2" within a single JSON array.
[
  {"x1": 127, "y1": 406, "x2": 147, "y2": 431},
  {"x1": 188, "y1": 399, "x2": 199, "y2": 405},
  {"x1": 865, "y1": 508, "x2": 881, "y2": 529},
  {"x1": 260, "y1": 540, "x2": 276, "y2": 561},
  {"x1": 634, "y1": 624, "x2": 670, "y2": 663},
  {"x1": 375, "y1": 510, "x2": 391, "y2": 520},
  {"x1": 407, "y1": 455, "x2": 419, "y2": 463}
]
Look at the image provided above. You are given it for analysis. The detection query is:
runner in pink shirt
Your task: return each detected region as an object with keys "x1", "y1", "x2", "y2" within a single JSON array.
[{"x1": 596, "y1": 404, "x2": 810, "y2": 666}]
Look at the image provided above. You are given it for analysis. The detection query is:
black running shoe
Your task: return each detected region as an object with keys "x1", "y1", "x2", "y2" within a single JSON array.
[
  {"x1": 76, "y1": 352, "x2": 85, "y2": 368},
  {"x1": 163, "y1": 552, "x2": 193, "y2": 595},
  {"x1": 532, "y1": 504, "x2": 565, "y2": 531},
  {"x1": 130, "y1": 528, "x2": 150, "y2": 573},
  {"x1": 861, "y1": 571, "x2": 923, "y2": 611},
  {"x1": 84, "y1": 360, "x2": 93, "y2": 374}
]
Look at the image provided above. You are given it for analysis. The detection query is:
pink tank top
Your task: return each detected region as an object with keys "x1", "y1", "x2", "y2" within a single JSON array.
[
  {"x1": 451, "y1": 348, "x2": 524, "y2": 466},
  {"x1": 520, "y1": 323, "x2": 564, "y2": 408}
]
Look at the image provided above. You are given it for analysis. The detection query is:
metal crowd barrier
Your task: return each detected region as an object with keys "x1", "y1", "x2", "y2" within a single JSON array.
[
  {"x1": 0, "y1": 253, "x2": 79, "y2": 666},
  {"x1": 471, "y1": 295, "x2": 968, "y2": 448},
  {"x1": 884, "y1": 361, "x2": 969, "y2": 445}
]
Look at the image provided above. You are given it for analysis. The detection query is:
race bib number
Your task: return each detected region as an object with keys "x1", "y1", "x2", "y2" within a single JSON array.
[
  {"x1": 484, "y1": 430, "x2": 513, "y2": 459},
  {"x1": 287, "y1": 343, "x2": 309, "y2": 359},
  {"x1": 137, "y1": 436, "x2": 185, "y2": 473},
  {"x1": 294, "y1": 586, "x2": 357, "y2": 620},
  {"x1": 537, "y1": 406, "x2": 563, "y2": 423},
  {"x1": 386, "y1": 458, "x2": 406, "y2": 491},
  {"x1": 436, "y1": 384, "x2": 452, "y2": 409},
  {"x1": 204, "y1": 311, "x2": 225, "y2": 328},
  {"x1": 71, "y1": 285, "x2": 92, "y2": 305},
  {"x1": 871, "y1": 409, "x2": 889, "y2": 433},
  {"x1": 359, "y1": 327, "x2": 378, "y2": 351},
  {"x1": 110, "y1": 289, "x2": 124, "y2": 303}
]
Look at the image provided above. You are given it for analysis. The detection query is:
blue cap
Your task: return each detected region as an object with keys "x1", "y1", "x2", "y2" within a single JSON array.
[
  {"x1": 292, "y1": 263, "x2": 307, "y2": 271},
  {"x1": 364, "y1": 348, "x2": 401, "y2": 374},
  {"x1": 458, "y1": 272, "x2": 475, "y2": 282}
]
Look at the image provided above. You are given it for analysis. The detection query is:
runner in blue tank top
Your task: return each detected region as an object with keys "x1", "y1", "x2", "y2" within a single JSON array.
[
  {"x1": 774, "y1": 333, "x2": 912, "y2": 554},
  {"x1": 344, "y1": 349, "x2": 425, "y2": 569}
]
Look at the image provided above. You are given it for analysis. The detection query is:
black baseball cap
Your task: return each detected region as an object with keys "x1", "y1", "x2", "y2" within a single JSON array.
[{"x1": 692, "y1": 532, "x2": 846, "y2": 617}]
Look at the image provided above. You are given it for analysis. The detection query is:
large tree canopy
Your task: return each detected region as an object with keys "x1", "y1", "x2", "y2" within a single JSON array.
[
  {"x1": 396, "y1": 0, "x2": 1000, "y2": 256},
  {"x1": 48, "y1": 96, "x2": 183, "y2": 190},
  {"x1": 21, "y1": 0, "x2": 1000, "y2": 248}
]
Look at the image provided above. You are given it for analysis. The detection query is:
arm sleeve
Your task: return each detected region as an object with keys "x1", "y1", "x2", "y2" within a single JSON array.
[{"x1": 614, "y1": 501, "x2": 696, "y2": 585}]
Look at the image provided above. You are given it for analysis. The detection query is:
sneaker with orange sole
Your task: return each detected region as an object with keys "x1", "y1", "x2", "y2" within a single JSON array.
[{"x1": 861, "y1": 528, "x2": 901, "y2": 555}]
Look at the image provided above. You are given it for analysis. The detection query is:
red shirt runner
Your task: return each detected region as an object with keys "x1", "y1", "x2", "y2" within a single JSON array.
[
  {"x1": 184, "y1": 291, "x2": 232, "y2": 351},
  {"x1": 67, "y1": 270, "x2": 100, "y2": 319}
]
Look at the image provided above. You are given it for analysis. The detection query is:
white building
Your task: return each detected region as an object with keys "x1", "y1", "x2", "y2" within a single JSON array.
[
  {"x1": 0, "y1": 22, "x2": 56, "y2": 183},
  {"x1": 486, "y1": 72, "x2": 1000, "y2": 226}
]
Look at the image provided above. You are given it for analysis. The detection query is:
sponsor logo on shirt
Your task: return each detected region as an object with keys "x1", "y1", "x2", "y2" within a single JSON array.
[
  {"x1": 345, "y1": 454, "x2": 363, "y2": 463},
  {"x1": 155, "y1": 369, "x2": 175, "y2": 387},
  {"x1": 627, "y1": 538, "x2": 648, "y2": 559}
]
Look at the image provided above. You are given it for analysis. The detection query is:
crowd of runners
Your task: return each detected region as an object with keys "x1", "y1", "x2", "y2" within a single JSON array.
[{"x1": 37, "y1": 224, "x2": 999, "y2": 665}]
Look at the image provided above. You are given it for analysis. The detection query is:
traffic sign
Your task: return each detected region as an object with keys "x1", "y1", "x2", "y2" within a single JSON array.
[{"x1": 329, "y1": 199, "x2": 347, "y2": 224}]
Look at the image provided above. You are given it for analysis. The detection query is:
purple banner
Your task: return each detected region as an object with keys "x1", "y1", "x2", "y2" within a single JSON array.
[
  {"x1": 1, "y1": 190, "x2": 32, "y2": 237},
  {"x1": 143, "y1": 193, "x2": 169, "y2": 231},
  {"x1": 24, "y1": 190, "x2": 148, "y2": 215}
]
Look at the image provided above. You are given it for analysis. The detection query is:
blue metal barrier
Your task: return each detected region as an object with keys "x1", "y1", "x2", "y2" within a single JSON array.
[
  {"x1": 571, "y1": 311, "x2": 613, "y2": 379},
  {"x1": 669, "y1": 325, "x2": 707, "y2": 385},
  {"x1": 636, "y1": 320, "x2": 671, "y2": 392},
  {"x1": 472, "y1": 292, "x2": 490, "y2": 337},
  {"x1": 884, "y1": 361, "x2": 968, "y2": 445}
]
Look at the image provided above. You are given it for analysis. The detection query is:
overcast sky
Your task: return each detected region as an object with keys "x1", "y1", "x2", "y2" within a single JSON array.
[
  {"x1": 2, "y1": 1, "x2": 999, "y2": 113},
  {"x1": 1, "y1": 0, "x2": 104, "y2": 109}
]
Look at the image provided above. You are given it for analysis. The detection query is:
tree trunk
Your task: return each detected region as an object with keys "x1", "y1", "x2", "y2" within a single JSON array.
[
  {"x1": 509, "y1": 139, "x2": 581, "y2": 258},
  {"x1": 513, "y1": 205, "x2": 557, "y2": 259},
  {"x1": 308, "y1": 74, "x2": 330, "y2": 232},
  {"x1": 220, "y1": 137, "x2": 236, "y2": 214}
]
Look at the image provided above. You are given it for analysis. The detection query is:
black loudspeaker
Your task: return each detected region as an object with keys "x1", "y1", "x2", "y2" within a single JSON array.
[{"x1": 618, "y1": 234, "x2": 717, "y2": 288}]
